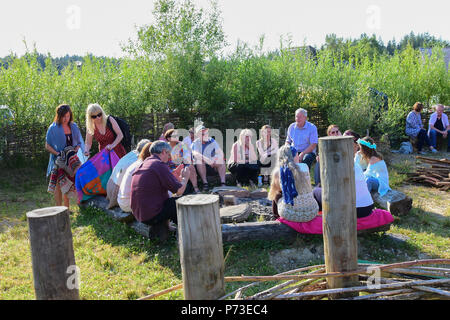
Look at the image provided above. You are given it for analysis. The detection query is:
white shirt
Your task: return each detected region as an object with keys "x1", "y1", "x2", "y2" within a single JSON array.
[
  {"x1": 117, "y1": 160, "x2": 142, "y2": 213},
  {"x1": 355, "y1": 162, "x2": 374, "y2": 208},
  {"x1": 428, "y1": 112, "x2": 449, "y2": 134}
]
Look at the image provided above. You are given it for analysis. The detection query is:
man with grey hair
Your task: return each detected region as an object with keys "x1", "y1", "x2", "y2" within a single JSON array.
[
  {"x1": 131, "y1": 141, "x2": 190, "y2": 241},
  {"x1": 107, "y1": 138, "x2": 152, "y2": 208},
  {"x1": 285, "y1": 108, "x2": 319, "y2": 169},
  {"x1": 428, "y1": 104, "x2": 450, "y2": 152}
]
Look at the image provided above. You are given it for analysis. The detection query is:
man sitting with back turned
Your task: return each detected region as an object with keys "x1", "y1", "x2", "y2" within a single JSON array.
[
  {"x1": 285, "y1": 108, "x2": 319, "y2": 169},
  {"x1": 130, "y1": 141, "x2": 190, "y2": 241}
]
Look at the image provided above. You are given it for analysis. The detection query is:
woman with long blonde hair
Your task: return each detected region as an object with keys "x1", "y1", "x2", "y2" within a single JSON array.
[
  {"x1": 228, "y1": 129, "x2": 260, "y2": 187},
  {"x1": 84, "y1": 103, "x2": 126, "y2": 159},
  {"x1": 268, "y1": 144, "x2": 318, "y2": 222}
]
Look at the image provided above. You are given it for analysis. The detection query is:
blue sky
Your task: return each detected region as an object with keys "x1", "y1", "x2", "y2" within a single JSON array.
[{"x1": 0, "y1": 0, "x2": 448, "y2": 57}]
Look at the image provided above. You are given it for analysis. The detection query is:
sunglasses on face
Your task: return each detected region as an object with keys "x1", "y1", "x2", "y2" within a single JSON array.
[{"x1": 91, "y1": 112, "x2": 102, "y2": 119}]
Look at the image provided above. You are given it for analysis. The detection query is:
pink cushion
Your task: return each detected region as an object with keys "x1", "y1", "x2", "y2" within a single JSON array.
[{"x1": 278, "y1": 208, "x2": 394, "y2": 234}]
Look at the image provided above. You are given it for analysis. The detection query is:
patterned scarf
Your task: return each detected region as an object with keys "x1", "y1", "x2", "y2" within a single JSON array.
[{"x1": 280, "y1": 146, "x2": 299, "y2": 205}]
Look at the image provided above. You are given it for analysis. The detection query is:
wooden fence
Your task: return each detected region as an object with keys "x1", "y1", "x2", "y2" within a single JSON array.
[{"x1": 0, "y1": 107, "x2": 331, "y2": 164}]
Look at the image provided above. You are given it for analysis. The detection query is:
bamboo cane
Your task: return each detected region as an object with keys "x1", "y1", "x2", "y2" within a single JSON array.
[
  {"x1": 345, "y1": 289, "x2": 414, "y2": 300},
  {"x1": 274, "y1": 278, "x2": 450, "y2": 300},
  {"x1": 218, "y1": 264, "x2": 325, "y2": 300},
  {"x1": 137, "y1": 283, "x2": 183, "y2": 300},
  {"x1": 412, "y1": 285, "x2": 450, "y2": 297},
  {"x1": 246, "y1": 268, "x2": 326, "y2": 300}
]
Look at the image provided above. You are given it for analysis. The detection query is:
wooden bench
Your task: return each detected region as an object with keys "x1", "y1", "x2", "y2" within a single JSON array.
[{"x1": 80, "y1": 195, "x2": 391, "y2": 243}]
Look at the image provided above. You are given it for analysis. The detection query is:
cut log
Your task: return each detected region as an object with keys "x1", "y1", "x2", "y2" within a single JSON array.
[
  {"x1": 211, "y1": 186, "x2": 251, "y2": 198},
  {"x1": 220, "y1": 220, "x2": 391, "y2": 243},
  {"x1": 371, "y1": 189, "x2": 412, "y2": 216},
  {"x1": 220, "y1": 203, "x2": 251, "y2": 223},
  {"x1": 26, "y1": 207, "x2": 79, "y2": 300},
  {"x1": 222, "y1": 195, "x2": 237, "y2": 206},
  {"x1": 249, "y1": 188, "x2": 268, "y2": 199}
]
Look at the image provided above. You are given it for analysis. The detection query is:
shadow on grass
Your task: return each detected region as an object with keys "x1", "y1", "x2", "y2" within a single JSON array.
[
  {"x1": 393, "y1": 206, "x2": 450, "y2": 239},
  {"x1": 73, "y1": 206, "x2": 183, "y2": 278}
]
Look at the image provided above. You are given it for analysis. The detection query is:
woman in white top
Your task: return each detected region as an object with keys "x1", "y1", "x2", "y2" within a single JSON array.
[
  {"x1": 256, "y1": 125, "x2": 279, "y2": 184},
  {"x1": 117, "y1": 141, "x2": 152, "y2": 213},
  {"x1": 228, "y1": 129, "x2": 260, "y2": 187},
  {"x1": 312, "y1": 130, "x2": 374, "y2": 218}
]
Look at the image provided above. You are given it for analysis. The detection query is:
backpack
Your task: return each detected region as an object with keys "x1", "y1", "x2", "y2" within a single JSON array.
[{"x1": 106, "y1": 115, "x2": 132, "y2": 153}]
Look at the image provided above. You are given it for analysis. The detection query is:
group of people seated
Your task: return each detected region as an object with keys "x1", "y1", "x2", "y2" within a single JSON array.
[
  {"x1": 406, "y1": 102, "x2": 450, "y2": 154},
  {"x1": 46, "y1": 103, "x2": 402, "y2": 241}
]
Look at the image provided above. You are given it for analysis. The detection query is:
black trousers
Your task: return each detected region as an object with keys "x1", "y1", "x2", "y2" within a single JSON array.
[
  {"x1": 313, "y1": 186, "x2": 373, "y2": 218},
  {"x1": 416, "y1": 129, "x2": 432, "y2": 152},
  {"x1": 228, "y1": 163, "x2": 260, "y2": 184},
  {"x1": 142, "y1": 197, "x2": 180, "y2": 226}
]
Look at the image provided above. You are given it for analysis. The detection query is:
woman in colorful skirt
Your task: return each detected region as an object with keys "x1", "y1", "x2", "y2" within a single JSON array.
[{"x1": 45, "y1": 104, "x2": 84, "y2": 208}]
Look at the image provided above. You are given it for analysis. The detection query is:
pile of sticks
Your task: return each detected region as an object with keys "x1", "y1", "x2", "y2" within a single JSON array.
[
  {"x1": 408, "y1": 156, "x2": 450, "y2": 191},
  {"x1": 138, "y1": 259, "x2": 450, "y2": 300}
]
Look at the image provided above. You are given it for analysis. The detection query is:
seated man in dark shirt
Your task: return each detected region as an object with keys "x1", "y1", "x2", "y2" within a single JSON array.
[{"x1": 130, "y1": 141, "x2": 190, "y2": 241}]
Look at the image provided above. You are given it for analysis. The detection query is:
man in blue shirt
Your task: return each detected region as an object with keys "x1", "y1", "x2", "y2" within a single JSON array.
[
  {"x1": 192, "y1": 125, "x2": 226, "y2": 190},
  {"x1": 285, "y1": 108, "x2": 318, "y2": 169}
]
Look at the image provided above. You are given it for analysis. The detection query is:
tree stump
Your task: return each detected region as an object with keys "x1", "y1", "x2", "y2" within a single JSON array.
[
  {"x1": 176, "y1": 194, "x2": 225, "y2": 300},
  {"x1": 319, "y1": 136, "x2": 359, "y2": 299},
  {"x1": 220, "y1": 203, "x2": 251, "y2": 223},
  {"x1": 26, "y1": 206, "x2": 79, "y2": 300},
  {"x1": 371, "y1": 190, "x2": 412, "y2": 216}
]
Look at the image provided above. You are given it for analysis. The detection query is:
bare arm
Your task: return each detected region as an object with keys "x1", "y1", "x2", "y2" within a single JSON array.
[
  {"x1": 107, "y1": 117, "x2": 124, "y2": 149},
  {"x1": 299, "y1": 143, "x2": 318, "y2": 160},
  {"x1": 84, "y1": 132, "x2": 93, "y2": 155},
  {"x1": 174, "y1": 168, "x2": 190, "y2": 196},
  {"x1": 45, "y1": 142, "x2": 59, "y2": 156}
]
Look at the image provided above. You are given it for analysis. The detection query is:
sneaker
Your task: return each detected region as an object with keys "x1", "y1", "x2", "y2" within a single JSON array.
[{"x1": 430, "y1": 148, "x2": 438, "y2": 153}]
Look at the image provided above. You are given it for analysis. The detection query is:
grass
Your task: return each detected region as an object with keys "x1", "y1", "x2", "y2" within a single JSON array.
[{"x1": 1, "y1": 161, "x2": 449, "y2": 300}]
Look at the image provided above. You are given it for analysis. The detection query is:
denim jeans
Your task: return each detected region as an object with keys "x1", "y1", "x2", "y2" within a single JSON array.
[
  {"x1": 301, "y1": 152, "x2": 316, "y2": 170},
  {"x1": 366, "y1": 177, "x2": 380, "y2": 193},
  {"x1": 416, "y1": 129, "x2": 432, "y2": 152},
  {"x1": 429, "y1": 129, "x2": 450, "y2": 150}
]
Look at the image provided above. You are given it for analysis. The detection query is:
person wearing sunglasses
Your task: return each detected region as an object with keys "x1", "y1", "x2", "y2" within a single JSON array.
[
  {"x1": 84, "y1": 103, "x2": 126, "y2": 159},
  {"x1": 313, "y1": 124, "x2": 342, "y2": 186}
]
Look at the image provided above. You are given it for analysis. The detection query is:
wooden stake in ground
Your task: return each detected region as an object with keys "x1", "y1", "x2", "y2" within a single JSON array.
[
  {"x1": 319, "y1": 136, "x2": 359, "y2": 299},
  {"x1": 176, "y1": 194, "x2": 225, "y2": 300},
  {"x1": 26, "y1": 206, "x2": 79, "y2": 300}
]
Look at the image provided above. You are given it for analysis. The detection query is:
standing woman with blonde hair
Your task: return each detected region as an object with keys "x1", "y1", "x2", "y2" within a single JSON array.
[
  {"x1": 84, "y1": 103, "x2": 126, "y2": 159},
  {"x1": 268, "y1": 145, "x2": 318, "y2": 222}
]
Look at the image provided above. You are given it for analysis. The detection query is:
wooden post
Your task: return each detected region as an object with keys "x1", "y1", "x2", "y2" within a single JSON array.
[
  {"x1": 26, "y1": 206, "x2": 79, "y2": 300},
  {"x1": 319, "y1": 136, "x2": 359, "y2": 299},
  {"x1": 176, "y1": 194, "x2": 225, "y2": 300}
]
